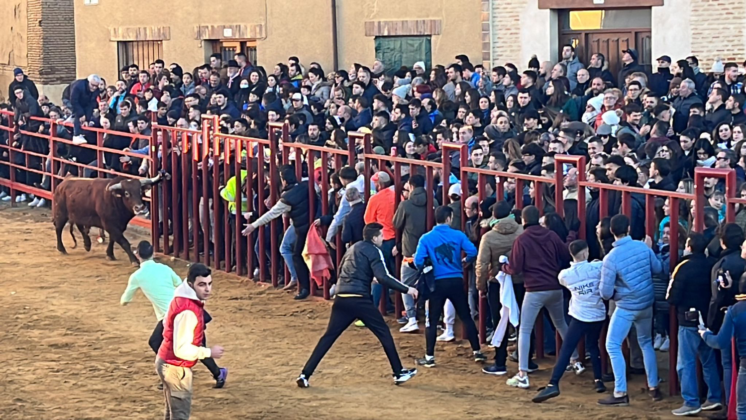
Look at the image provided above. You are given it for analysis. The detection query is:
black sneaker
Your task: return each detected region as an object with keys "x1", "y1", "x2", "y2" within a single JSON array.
[
  {"x1": 296, "y1": 374, "x2": 309, "y2": 388},
  {"x1": 532, "y1": 384, "x2": 560, "y2": 403},
  {"x1": 294, "y1": 289, "x2": 310, "y2": 300},
  {"x1": 527, "y1": 361, "x2": 539, "y2": 373},
  {"x1": 394, "y1": 368, "x2": 417, "y2": 385},
  {"x1": 473, "y1": 352, "x2": 487, "y2": 363},
  {"x1": 397, "y1": 317, "x2": 408, "y2": 325},
  {"x1": 482, "y1": 364, "x2": 508, "y2": 376},
  {"x1": 594, "y1": 380, "x2": 606, "y2": 393},
  {"x1": 601, "y1": 373, "x2": 614, "y2": 382},
  {"x1": 597, "y1": 394, "x2": 629, "y2": 406},
  {"x1": 416, "y1": 357, "x2": 436, "y2": 368},
  {"x1": 649, "y1": 387, "x2": 663, "y2": 401},
  {"x1": 214, "y1": 368, "x2": 228, "y2": 389}
]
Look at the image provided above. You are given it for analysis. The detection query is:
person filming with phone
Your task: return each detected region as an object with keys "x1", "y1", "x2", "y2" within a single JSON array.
[{"x1": 667, "y1": 232, "x2": 722, "y2": 416}]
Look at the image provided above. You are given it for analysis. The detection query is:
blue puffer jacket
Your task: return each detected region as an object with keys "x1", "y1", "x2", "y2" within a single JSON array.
[{"x1": 600, "y1": 236, "x2": 663, "y2": 311}]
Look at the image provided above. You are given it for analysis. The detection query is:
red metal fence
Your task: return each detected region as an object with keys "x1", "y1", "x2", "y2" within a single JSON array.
[{"x1": 1, "y1": 110, "x2": 740, "y2": 396}]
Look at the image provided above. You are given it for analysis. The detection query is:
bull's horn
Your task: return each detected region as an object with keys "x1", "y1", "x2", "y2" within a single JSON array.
[
  {"x1": 139, "y1": 173, "x2": 161, "y2": 186},
  {"x1": 108, "y1": 183, "x2": 123, "y2": 191}
]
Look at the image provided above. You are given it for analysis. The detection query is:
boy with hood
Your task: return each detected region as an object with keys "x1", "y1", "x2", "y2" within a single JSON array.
[
  {"x1": 155, "y1": 263, "x2": 225, "y2": 419},
  {"x1": 476, "y1": 201, "x2": 523, "y2": 375}
]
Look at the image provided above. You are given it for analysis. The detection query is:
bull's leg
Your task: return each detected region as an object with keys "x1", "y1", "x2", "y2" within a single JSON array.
[
  {"x1": 105, "y1": 236, "x2": 116, "y2": 260},
  {"x1": 114, "y1": 233, "x2": 139, "y2": 266},
  {"x1": 55, "y1": 217, "x2": 68, "y2": 254},
  {"x1": 76, "y1": 224, "x2": 92, "y2": 252}
]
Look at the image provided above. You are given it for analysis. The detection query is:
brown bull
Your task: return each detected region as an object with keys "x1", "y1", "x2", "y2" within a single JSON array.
[{"x1": 53, "y1": 171, "x2": 169, "y2": 265}]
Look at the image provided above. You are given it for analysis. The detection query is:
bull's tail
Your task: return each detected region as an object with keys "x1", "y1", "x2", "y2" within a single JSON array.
[{"x1": 68, "y1": 223, "x2": 78, "y2": 249}]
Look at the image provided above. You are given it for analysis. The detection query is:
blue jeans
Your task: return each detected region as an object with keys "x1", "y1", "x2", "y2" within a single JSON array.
[
  {"x1": 677, "y1": 326, "x2": 722, "y2": 408},
  {"x1": 738, "y1": 365, "x2": 746, "y2": 420},
  {"x1": 606, "y1": 305, "x2": 659, "y2": 394},
  {"x1": 725, "y1": 344, "x2": 735, "y2": 404},
  {"x1": 280, "y1": 225, "x2": 298, "y2": 282}
]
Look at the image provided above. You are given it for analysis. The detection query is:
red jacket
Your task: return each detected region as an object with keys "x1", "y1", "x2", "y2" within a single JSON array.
[{"x1": 158, "y1": 282, "x2": 205, "y2": 368}]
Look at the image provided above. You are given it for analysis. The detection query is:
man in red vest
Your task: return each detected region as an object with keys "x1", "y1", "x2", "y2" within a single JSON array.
[{"x1": 156, "y1": 263, "x2": 224, "y2": 419}]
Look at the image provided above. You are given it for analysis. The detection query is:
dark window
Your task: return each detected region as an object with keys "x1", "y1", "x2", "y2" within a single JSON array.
[
  {"x1": 213, "y1": 41, "x2": 258, "y2": 66},
  {"x1": 117, "y1": 41, "x2": 163, "y2": 73},
  {"x1": 374, "y1": 36, "x2": 431, "y2": 76}
]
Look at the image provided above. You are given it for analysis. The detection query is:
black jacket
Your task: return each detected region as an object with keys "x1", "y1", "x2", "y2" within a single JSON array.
[
  {"x1": 649, "y1": 176, "x2": 676, "y2": 192},
  {"x1": 617, "y1": 61, "x2": 646, "y2": 89},
  {"x1": 341, "y1": 201, "x2": 366, "y2": 245},
  {"x1": 708, "y1": 248, "x2": 746, "y2": 332},
  {"x1": 9, "y1": 76, "x2": 39, "y2": 101},
  {"x1": 335, "y1": 241, "x2": 409, "y2": 298},
  {"x1": 588, "y1": 67, "x2": 616, "y2": 87},
  {"x1": 705, "y1": 104, "x2": 731, "y2": 132},
  {"x1": 667, "y1": 253, "x2": 715, "y2": 328}
]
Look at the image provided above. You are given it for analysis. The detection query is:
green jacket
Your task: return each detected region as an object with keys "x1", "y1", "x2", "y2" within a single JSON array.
[{"x1": 220, "y1": 170, "x2": 249, "y2": 213}]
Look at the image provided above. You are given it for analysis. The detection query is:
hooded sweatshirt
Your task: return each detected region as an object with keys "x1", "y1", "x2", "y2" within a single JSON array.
[
  {"x1": 505, "y1": 225, "x2": 571, "y2": 292},
  {"x1": 415, "y1": 224, "x2": 477, "y2": 280},
  {"x1": 393, "y1": 187, "x2": 428, "y2": 257},
  {"x1": 475, "y1": 217, "x2": 523, "y2": 291},
  {"x1": 158, "y1": 281, "x2": 211, "y2": 366}
]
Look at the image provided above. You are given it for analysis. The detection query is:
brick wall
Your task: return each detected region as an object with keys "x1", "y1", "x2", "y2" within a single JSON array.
[
  {"x1": 39, "y1": 0, "x2": 76, "y2": 85},
  {"x1": 492, "y1": 0, "x2": 524, "y2": 67},
  {"x1": 690, "y1": 0, "x2": 746, "y2": 66}
]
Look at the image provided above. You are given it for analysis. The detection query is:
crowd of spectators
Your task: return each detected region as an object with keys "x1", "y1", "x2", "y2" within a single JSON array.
[{"x1": 4, "y1": 46, "x2": 746, "y2": 417}]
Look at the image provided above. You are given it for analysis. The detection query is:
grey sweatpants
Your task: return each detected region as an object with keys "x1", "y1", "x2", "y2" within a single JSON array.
[
  {"x1": 518, "y1": 289, "x2": 578, "y2": 372},
  {"x1": 400, "y1": 263, "x2": 419, "y2": 319}
]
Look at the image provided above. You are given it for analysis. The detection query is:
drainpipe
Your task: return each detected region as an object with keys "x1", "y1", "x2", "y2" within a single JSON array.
[{"x1": 331, "y1": 0, "x2": 339, "y2": 70}]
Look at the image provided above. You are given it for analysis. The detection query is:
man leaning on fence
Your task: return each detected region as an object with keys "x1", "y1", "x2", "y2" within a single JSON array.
[{"x1": 243, "y1": 164, "x2": 314, "y2": 300}]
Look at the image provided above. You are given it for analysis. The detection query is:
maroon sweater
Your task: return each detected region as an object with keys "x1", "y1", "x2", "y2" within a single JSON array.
[{"x1": 505, "y1": 225, "x2": 572, "y2": 292}]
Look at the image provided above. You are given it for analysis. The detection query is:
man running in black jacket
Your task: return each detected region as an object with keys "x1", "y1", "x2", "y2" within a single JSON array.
[{"x1": 296, "y1": 223, "x2": 419, "y2": 387}]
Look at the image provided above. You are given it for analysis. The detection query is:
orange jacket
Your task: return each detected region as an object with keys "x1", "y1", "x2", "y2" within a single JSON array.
[{"x1": 364, "y1": 187, "x2": 396, "y2": 240}]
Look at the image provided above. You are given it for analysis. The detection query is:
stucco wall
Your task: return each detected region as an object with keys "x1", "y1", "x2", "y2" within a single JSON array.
[
  {"x1": 0, "y1": 0, "x2": 29, "y2": 101},
  {"x1": 75, "y1": 0, "x2": 482, "y2": 84},
  {"x1": 337, "y1": 0, "x2": 482, "y2": 69}
]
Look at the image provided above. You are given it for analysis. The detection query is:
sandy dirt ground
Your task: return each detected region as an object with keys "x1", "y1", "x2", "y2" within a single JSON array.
[{"x1": 0, "y1": 204, "x2": 682, "y2": 419}]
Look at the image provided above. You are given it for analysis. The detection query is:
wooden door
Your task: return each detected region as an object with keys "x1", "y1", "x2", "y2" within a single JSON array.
[{"x1": 587, "y1": 32, "x2": 633, "y2": 82}]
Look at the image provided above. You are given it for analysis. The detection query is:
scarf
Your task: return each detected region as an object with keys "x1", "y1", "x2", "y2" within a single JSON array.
[{"x1": 489, "y1": 214, "x2": 515, "y2": 227}]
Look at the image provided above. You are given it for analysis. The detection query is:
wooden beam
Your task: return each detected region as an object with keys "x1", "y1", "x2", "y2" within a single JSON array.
[{"x1": 538, "y1": 0, "x2": 663, "y2": 9}]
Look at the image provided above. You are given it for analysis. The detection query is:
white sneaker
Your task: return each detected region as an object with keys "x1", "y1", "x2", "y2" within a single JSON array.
[
  {"x1": 35, "y1": 198, "x2": 46, "y2": 208},
  {"x1": 437, "y1": 331, "x2": 455, "y2": 342},
  {"x1": 1, "y1": 193, "x2": 11, "y2": 201},
  {"x1": 572, "y1": 361, "x2": 586, "y2": 375},
  {"x1": 659, "y1": 337, "x2": 670, "y2": 352},
  {"x1": 15, "y1": 193, "x2": 27, "y2": 203},
  {"x1": 653, "y1": 334, "x2": 663, "y2": 350},
  {"x1": 506, "y1": 373, "x2": 530, "y2": 389},
  {"x1": 28, "y1": 197, "x2": 40, "y2": 207},
  {"x1": 0, "y1": 191, "x2": 7, "y2": 199},
  {"x1": 72, "y1": 135, "x2": 87, "y2": 145},
  {"x1": 399, "y1": 319, "x2": 419, "y2": 333}
]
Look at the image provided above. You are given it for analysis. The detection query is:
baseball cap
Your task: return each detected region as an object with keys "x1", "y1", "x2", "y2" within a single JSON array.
[
  {"x1": 622, "y1": 49, "x2": 639, "y2": 61},
  {"x1": 656, "y1": 55, "x2": 672, "y2": 64},
  {"x1": 448, "y1": 183, "x2": 462, "y2": 197},
  {"x1": 291, "y1": 93, "x2": 303, "y2": 101},
  {"x1": 13, "y1": 68, "x2": 23, "y2": 76}
]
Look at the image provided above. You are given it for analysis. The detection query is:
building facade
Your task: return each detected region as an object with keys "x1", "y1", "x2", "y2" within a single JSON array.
[
  {"x1": 0, "y1": 0, "x2": 76, "y2": 103},
  {"x1": 74, "y1": 0, "x2": 484, "y2": 85},
  {"x1": 491, "y1": 0, "x2": 746, "y2": 79}
]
